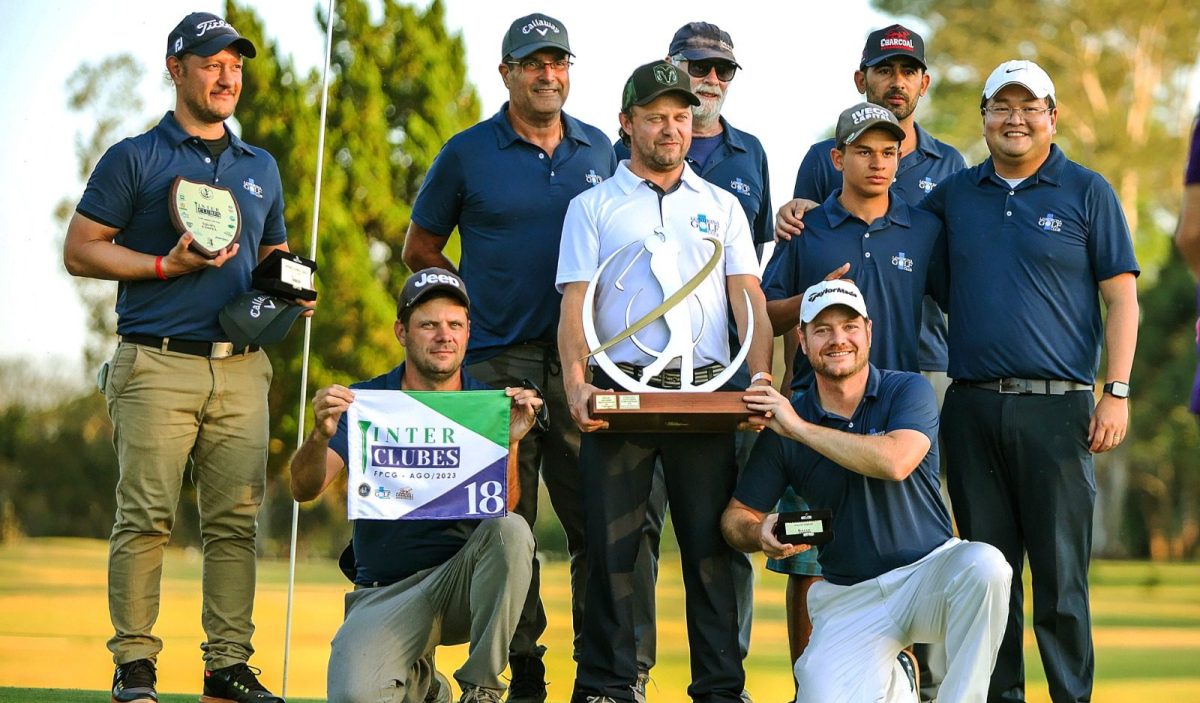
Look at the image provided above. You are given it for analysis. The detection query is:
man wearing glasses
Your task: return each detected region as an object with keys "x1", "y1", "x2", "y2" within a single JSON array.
[
  {"x1": 920, "y1": 60, "x2": 1139, "y2": 703},
  {"x1": 402, "y1": 13, "x2": 616, "y2": 703},
  {"x1": 613, "y1": 21, "x2": 770, "y2": 696}
]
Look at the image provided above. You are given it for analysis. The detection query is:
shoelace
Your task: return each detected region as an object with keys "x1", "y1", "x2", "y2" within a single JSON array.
[{"x1": 219, "y1": 663, "x2": 269, "y2": 692}]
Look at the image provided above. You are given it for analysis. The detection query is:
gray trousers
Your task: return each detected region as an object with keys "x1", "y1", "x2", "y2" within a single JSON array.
[{"x1": 326, "y1": 514, "x2": 534, "y2": 703}]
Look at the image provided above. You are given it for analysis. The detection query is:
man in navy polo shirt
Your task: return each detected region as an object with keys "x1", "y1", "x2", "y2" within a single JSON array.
[
  {"x1": 63, "y1": 12, "x2": 294, "y2": 703},
  {"x1": 722, "y1": 280, "x2": 1010, "y2": 703},
  {"x1": 289, "y1": 268, "x2": 544, "y2": 703},
  {"x1": 921, "y1": 60, "x2": 1140, "y2": 703},
  {"x1": 613, "y1": 21, "x2": 771, "y2": 691},
  {"x1": 401, "y1": 13, "x2": 616, "y2": 699}
]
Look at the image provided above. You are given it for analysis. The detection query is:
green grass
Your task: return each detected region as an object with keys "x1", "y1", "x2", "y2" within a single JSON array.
[{"x1": 1, "y1": 538, "x2": 1198, "y2": 702}]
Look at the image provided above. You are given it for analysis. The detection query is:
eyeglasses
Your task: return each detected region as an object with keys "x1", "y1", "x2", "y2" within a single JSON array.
[
  {"x1": 506, "y1": 58, "x2": 573, "y2": 74},
  {"x1": 982, "y1": 105, "x2": 1053, "y2": 120},
  {"x1": 683, "y1": 59, "x2": 737, "y2": 82}
]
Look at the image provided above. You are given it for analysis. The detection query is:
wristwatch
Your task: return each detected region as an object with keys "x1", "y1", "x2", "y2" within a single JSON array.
[{"x1": 1103, "y1": 381, "x2": 1130, "y2": 399}]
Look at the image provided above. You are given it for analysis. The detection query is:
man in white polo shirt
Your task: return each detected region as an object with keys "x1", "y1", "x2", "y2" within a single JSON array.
[{"x1": 556, "y1": 60, "x2": 773, "y2": 703}]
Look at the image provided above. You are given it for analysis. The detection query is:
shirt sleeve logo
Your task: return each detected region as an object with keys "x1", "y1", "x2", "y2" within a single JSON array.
[
  {"x1": 1038, "y1": 212, "x2": 1063, "y2": 232},
  {"x1": 730, "y1": 177, "x2": 751, "y2": 195}
]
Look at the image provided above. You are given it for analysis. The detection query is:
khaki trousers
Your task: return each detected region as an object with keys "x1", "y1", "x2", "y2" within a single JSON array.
[{"x1": 104, "y1": 341, "x2": 272, "y2": 668}]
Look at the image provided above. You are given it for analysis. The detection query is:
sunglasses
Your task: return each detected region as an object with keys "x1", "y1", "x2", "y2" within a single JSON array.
[{"x1": 684, "y1": 59, "x2": 737, "y2": 82}]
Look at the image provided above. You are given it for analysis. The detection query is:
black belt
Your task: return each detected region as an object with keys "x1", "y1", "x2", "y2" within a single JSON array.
[
  {"x1": 613, "y1": 362, "x2": 725, "y2": 389},
  {"x1": 121, "y1": 334, "x2": 259, "y2": 359},
  {"x1": 956, "y1": 378, "x2": 1093, "y2": 395}
]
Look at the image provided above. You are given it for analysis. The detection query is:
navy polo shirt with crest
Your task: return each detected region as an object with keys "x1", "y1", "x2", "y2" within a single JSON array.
[
  {"x1": 328, "y1": 362, "x2": 493, "y2": 586},
  {"x1": 616, "y1": 116, "x2": 773, "y2": 246},
  {"x1": 411, "y1": 104, "x2": 617, "y2": 365},
  {"x1": 735, "y1": 365, "x2": 952, "y2": 586},
  {"x1": 920, "y1": 144, "x2": 1139, "y2": 384},
  {"x1": 762, "y1": 191, "x2": 945, "y2": 392},
  {"x1": 76, "y1": 112, "x2": 287, "y2": 340},
  {"x1": 790, "y1": 123, "x2": 965, "y2": 371}
]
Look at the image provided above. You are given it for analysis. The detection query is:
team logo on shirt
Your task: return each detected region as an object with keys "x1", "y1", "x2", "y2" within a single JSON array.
[
  {"x1": 690, "y1": 213, "x2": 721, "y2": 234},
  {"x1": 730, "y1": 177, "x2": 751, "y2": 195},
  {"x1": 585, "y1": 169, "x2": 603, "y2": 186},
  {"x1": 892, "y1": 251, "x2": 914, "y2": 272},
  {"x1": 243, "y1": 178, "x2": 264, "y2": 198},
  {"x1": 1038, "y1": 212, "x2": 1063, "y2": 232},
  {"x1": 918, "y1": 176, "x2": 936, "y2": 193}
]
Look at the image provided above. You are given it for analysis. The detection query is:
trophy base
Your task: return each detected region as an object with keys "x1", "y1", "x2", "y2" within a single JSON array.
[{"x1": 589, "y1": 391, "x2": 752, "y2": 433}]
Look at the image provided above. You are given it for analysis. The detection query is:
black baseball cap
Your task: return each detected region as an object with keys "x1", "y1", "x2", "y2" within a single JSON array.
[
  {"x1": 397, "y1": 268, "x2": 471, "y2": 318},
  {"x1": 219, "y1": 292, "x2": 304, "y2": 348},
  {"x1": 860, "y1": 24, "x2": 925, "y2": 69},
  {"x1": 621, "y1": 61, "x2": 701, "y2": 112},
  {"x1": 501, "y1": 13, "x2": 572, "y2": 60},
  {"x1": 835, "y1": 102, "x2": 906, "y2": 148},
  {"x1": 167, "y1": 12, "x2": 256, "y2": 59},
  {"x1": 667, "y1": 22, "x2": 740, "y2": 67}
]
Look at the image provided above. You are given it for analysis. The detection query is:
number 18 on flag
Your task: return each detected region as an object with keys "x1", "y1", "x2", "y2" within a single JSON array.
[{"x1": 346, "y1": 389, "x2": 510, "y2": 521}]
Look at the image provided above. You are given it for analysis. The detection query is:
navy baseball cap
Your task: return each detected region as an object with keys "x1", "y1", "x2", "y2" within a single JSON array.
[
  {"x1": 621, "y1": 61, "x2": 701, "y2": 112},
  {"x1": 667, "y1": 22, "x2": 740, "y2": 67},
  {"x1": 397, "y1": 268, "x2": 471, "y2": 318},
  {"x1": 167, "y1": 12, "x2": 257, "y2": 60},
  {"x1": 501, "y1": 13, "x2": 572, "y2": 60},
  {"x1": 860, "y1": 24, "x2": 925, "y2": 69}
]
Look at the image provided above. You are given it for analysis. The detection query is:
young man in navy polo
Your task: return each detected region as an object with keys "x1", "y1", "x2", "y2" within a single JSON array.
[
  {"x1": 63, "y1": 12, "x2": 295, "y2": 703},
  {"x1": 722, "y1": 280, "x2": 1010, "y2": 703},
  {"x1": 401, "y1": 14, "x2": 616, "y2": 700},
  {"x1": 289, "y1": 268, "x2": 545, "y2": 703},
  {"x1": 921, "y1": 60, "x2": 1139, "y2": 703}
]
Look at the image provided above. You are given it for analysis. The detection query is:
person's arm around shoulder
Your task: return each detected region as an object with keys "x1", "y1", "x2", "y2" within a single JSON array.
[
  {"x1": 63, "y1": 211, "x2": 240, "y2": 281},
  {"x1": 1089, "y1": 273, "x2": 1138, "y2": 453},
  {"x1": 742, "y1": 384, "x2": 931, "y2": 481},
  {"x1": 290, "y1": 385, "x2": 354, "y2": 502}
]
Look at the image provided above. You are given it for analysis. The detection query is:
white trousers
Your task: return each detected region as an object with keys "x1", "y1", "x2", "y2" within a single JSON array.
[{"x1": 794, "y1": 538, "x2": 1011, "y2": 703}]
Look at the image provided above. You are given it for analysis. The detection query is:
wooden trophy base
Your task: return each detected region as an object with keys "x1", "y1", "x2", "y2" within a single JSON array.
[{"x1": 589, "y1": 391, "x2": 752, "y2": 433}]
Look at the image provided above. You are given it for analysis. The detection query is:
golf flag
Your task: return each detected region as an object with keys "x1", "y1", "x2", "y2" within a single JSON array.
[{"x1": 346, "y1": 389, "x2": 510, "y2": 520}]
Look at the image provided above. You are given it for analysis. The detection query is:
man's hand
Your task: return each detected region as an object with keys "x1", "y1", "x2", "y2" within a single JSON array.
[
  {"x1": 743, "y1": 385, "x2": 804, "y2": 438},
  {"x1": 774, "y1": 198, "x2": 820, "y2": 242},
  {"x1": 506, "y1": 386, "x2": 545, "y2": 442},
  {"x1": 760, "y1": 512, "x2": 812, "y2": 560},
  {"x1": 312, "y1": 385, "x2": 355, "y2": 440},
  {"x1": 824, "y1": 262, "x2": 851, "y2": 281},
  {"x1": 1088, "y1": 393, "x2": 1128, "y2": 453},
  {"x1": 567, "y1": 382, "x2": 609, "y2": 433},
  {"x1": 161, "y1": 231, "x2": 240, "y2": 277}
]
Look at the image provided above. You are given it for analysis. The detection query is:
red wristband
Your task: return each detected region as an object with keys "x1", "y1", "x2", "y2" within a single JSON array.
[{"x1": 155, "y1": 256, "x2": 168, "y2": 281}]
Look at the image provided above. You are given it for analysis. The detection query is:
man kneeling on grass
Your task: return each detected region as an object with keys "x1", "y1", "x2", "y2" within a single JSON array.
[
  {"x1": 289, "y1": 268, "x2": 543, "y2": 703},
  {"x1": 721, "y1": 280, "x2": 1011, "y2": 703}
]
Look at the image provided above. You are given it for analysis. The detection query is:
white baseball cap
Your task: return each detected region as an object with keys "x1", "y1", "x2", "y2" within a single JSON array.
[
  {"x1": 800, "y1": 280, "x2": 870, "y2": 324},
  {"x1": 983, "y1": 60, "x2": 1056, "y2": 103}
]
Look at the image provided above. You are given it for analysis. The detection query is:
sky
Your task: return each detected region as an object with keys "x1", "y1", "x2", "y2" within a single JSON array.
[{"x1": 1, "y1": 0, "x2": 905, "y2": 382}]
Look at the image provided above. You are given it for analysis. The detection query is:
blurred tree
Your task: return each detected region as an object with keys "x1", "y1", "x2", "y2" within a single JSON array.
[{"x1": 873, "y1": 0, "x2": 1200, "y2": 557}]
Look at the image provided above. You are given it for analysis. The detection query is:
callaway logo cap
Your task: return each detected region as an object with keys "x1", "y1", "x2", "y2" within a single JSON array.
[
  {"x1": 860, "y1": 24, "x2": 925, "y2": 69},
  {"x1": 835, "y1": 102, "x2": 906, "y2": 148},
  {"x1": 800, "y1": 280, "x2": 870, "y2": 324},
  {"x1": 397, "y1": 268, "x2": 471, "y2": 318},
  {"x1": 668, "y1": 22, "x2": 740, "y2": 67},
  {"x1": 983, "y1": 60, "x2": 1056, "y2": 103},
  {"x1": 219, "y1": 292, "x2": 304, "y2": 348},
  {"x1": 167, "y1": 12, "x2": 256, "y2": 59},
  {"x1": 502, "y1": 13, "x2": 572, "y2": 60},
  {"x1": 622, "y1": 61, "x2": 701, "y2": 112}
]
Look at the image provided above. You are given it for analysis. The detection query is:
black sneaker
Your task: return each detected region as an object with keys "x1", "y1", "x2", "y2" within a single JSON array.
[
  {"x1": 200, "y1": 662, "x2": 285, "y2": 703},
  {"x1": 112, "y1": 659, "x2": 157, "y2": 703},
  {"x1": 506, "y1": 651, "x2": 547, "y2": 703}
]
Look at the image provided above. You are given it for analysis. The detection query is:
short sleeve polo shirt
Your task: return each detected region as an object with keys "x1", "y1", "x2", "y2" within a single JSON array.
[
  {"x1": 762, "y1": 192, "x2": 945, "y2": 392},
  {"x1": 410, "y1": 105, "x2": 617, "y2": 365},
  {"x1": 616, "y1": 117, "x2": 773, "y2": 246},
  {"x1": 556, "y1": 162, "x2": 759, "y2": 368},
  {"x1": 920, "y1": 145, "x2": 1140, "y2": 384},
  {"x1": 734, "y1": 366, "x2": 952, "y2": 586},
  {"x1": 328, "y1": 363, "x2": 494, "y2": 586},
  {"x1": 76, "y1": 112, "x2": 288, "y2": 340}
]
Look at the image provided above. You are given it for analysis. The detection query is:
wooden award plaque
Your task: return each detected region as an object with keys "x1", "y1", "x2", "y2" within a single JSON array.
[{"x1": 589, "y1": 391, "x2": 753, "y2": 433}]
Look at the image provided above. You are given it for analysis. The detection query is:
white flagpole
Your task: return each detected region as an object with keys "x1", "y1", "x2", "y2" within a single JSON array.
[{"x1": 282, "y1": 0, "x2": 337, "y2": 695}]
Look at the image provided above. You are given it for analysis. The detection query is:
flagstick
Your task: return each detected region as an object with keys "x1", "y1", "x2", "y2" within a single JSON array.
[{"x1": 282, "y1": 0, "x2": 337, "y2": 695}]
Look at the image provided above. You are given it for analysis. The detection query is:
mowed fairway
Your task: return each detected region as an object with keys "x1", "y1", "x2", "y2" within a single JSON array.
[{"x1": 0, "y1": 538, "x2": 1198, "y2": 702}]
